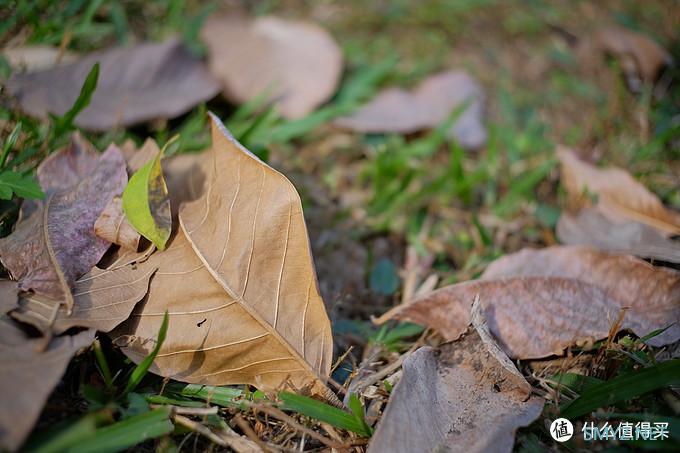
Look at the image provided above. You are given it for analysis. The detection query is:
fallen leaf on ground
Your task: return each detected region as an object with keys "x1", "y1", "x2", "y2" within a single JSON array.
[
  {"x1": 334, "y1": 70, "x2": 486, "y2": 150},
  {"x1": 0, "y1": 316, "x2": 94, "y2": 451},
  {"x1": 94, "y1": 197, "x2": 141, "y2": 251},
  {"x1": 12, "y1": 250, "x2": 156, "y2": 334},
  {"x1": 368, "y1": 317, "x2": 542, "y2": 452},
  {"x1": 0, "y1": 145, "x2": 127, "y2": 310},
  {"x1": 376, "y1": 246, "x2": 680, "y2": 358},
  {"x1": 3, "y1": 45, "x2": 76, "y2": 71},
  {"x1": 583, "y1": 26, "x2": 672, "y2": 91},
  {"x1": 558, "y1": 146, "x2": 680, "y2": 235},
  {"x1": 6, "y1": 38, "x2": 220, "y2": 131},
  {"x1": 122, "y1": 142, "x2": 171, "y2": 251},
  {"x1": 201, "y1": 15, "x2": 343, "y2": 119},
  {"x1": 110, "y1": 113, "x2": 334, "y2": 398},
  {"x1": 0, "y1": 281, "x2": 18, "y2": 314},
  {"x1": 557, "y1": 208, "x2": 680, "y2": 263},
  {"x1": 36, "y1": 133, "x2": 100, "y2": 194}
]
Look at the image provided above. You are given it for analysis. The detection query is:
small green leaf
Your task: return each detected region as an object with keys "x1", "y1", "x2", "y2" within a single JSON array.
[
  {"x1": 560, "y1": 359, "x2": 680, "y2": 418},
  {"x1": 0, "y1": 171, "x2": 44, "y2": 200},
  {"x1": 279, "y1": 392, "x2": 372, "y2": 437},
  {"x1": 370, "y1": 258, "x2": 400, "y2": 295},
  {"x1": 123, "y1": 311, "x2": 169, "y2": 396},
  {"x1": 122, "y1": 140, "x2": 173, "y2": 250},
  {"x1": 53, "y1": 63, "x2": 99, "y2": 137}
]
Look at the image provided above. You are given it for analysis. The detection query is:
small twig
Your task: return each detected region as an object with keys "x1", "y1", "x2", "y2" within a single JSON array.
[
  {"x1": 153, "y1": 404, "x2": 218, "y2": 415},
  {"x1": 173, "y1": 414, "x2": 227, "y2": 447},
  {"x1": 233, "y1": 414, "x2": 277, "y2": 452},
  {"x1": 247, "y1": 402, "x2": 348, "y2": 451}
]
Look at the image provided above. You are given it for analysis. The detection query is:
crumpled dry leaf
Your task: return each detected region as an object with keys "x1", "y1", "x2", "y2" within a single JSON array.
[
  {"x1": 201, "y1": 15, "x2": 343, "y2": 119},
  {"x1": 0, "y1": 317, "x2": 94, "y2": 451},
  {"x1": 94, "y1": 197, "x2": 141, "y2": 251},
  {"x1": 37, "y1": 133, "x2": 100, "y2": 193},
  {"x1": 12, "y1": 250, "x2": 156, "y2": 334},
  {"x1": 557, "y1": 208, "x2": 680, "y2": 263},
  {"x1": 376, "y1": 246, "x2": 680, "y2": 358},
  {"x1": 3, "y1": 45, "x2": 77, "y2": 71},
  {"x1": 368, "y1": 323, "x2": 543, "y2": 452},
  {"x1": 6, "y1": 38, "x2": 220, "y2": 131},
  {"x1": 0, "y1": 144, "x2": 127, "y2": 310},
  {"x1": 0, "y1": 280, "x2": 18, "y2": 314},
  {"x1": 583, "y1": 26, "x2": 672, "y2": 91},
  {"x1": 110, "y1": 113, "x2": 334, "y2": 398},
  {"x1": 335, "y1": 70, "x2": 487, "y2": 150},
  {"x1": 558, "y1": 146, "x2": 680, "y2": 235}
]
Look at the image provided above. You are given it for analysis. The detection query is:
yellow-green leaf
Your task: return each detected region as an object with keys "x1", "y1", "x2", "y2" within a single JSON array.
[{"x1": 122, "y1": 144, "x2": 171, "y2": 250}]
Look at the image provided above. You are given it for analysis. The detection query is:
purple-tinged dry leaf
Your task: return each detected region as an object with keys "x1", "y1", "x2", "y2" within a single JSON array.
[
  {"x1": 557, "y1": 208, "x2": 680, "y2": 263},
  {"x1": 6, "y1": 38, "x2": 220, "y2": 131},
  {"x1": 335, "y1": 70, "x2": 486, "y2": 150},
  {"x1": 12, "y1": 250, "x2": 156, "y2": 334},
  {"x1": 94, "y1": 197, "x2": 141, "y2": 251},
  {"x1": 558, "y1": 146, "x2": 680, "y2": 235},
  {"x1": 368, "y1": 326, "x2": 543, "y2": 453},
  {"x1": 0, "y1": 316, "x2": 94, "y2": 451},
  {"x1": 202, "y1": 15, "x2": 343, "y2": 119},
  {"x1": 376, "y1": 246, "x2": 680, "y2": 358},
  {"x1": 0, "y1": 280, "x2": 18, "y2": 314},
  {"x1": 37, "y1": 133, "x2": 99, "y2": 194},
  {"x1": 0, "y1": 145, "x2": 127, "y2": 310}
]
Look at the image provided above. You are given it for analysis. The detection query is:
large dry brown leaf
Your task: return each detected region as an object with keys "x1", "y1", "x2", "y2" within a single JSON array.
[
  {"x1": 11, "y1": 250, "x2": 156, "y2": 334},
  {"x1": 111, "y1": 113, "x2": 334, "y2": 397},
  {"x1": 557, "y1": 208, "x2": 680, "y2": 263},
  {"x1": 201, "y1": 15, "x2": 343, "y2": 120},
  {"x1": 558, "y1": 146, "x2": 680, "y2": 235},
  {"x1": 0, "y1": 145, "x2": 127, "y2": 310},
  {"x1": 581, "y1": 26, "x2": 672, "y2": 91},
  {"x1": 0, "y1": 317, "x2": 94, "y2": 451},
  {"x1": 6, "y1": 38, "x2": 220, "y2": 131},
  {"x1": 376, "y1": 246, "x2": 680, "y2": 358},
  {"x1": 368, "y1": 326, "x2": 543, "y2": 453},
  {"x1": 334, "y1": 70, "x2": 487, "y2": 150}
]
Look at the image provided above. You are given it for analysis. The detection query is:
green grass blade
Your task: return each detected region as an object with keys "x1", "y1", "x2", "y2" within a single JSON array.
[
  {"x1": 279, "y1": 392, "x2": 372, "y2": 437},
  {"x1": 92, "y1": 339, "x2": 113, "y2": 390},
  {"x1": 348, "y1": 394, "x2": 373, "y2": 436},
  {"x1": 123, "y1": 311, "x2": 168, "y2": 396},
  {"x1": 166, "y1": 383, "x2": 243, "y2": 408},
  {"x1": 67, "y1": 408, "x2": 173, "y2": 453},
  {"x1": 54, "y1": 63, "x2": 99, "y2": 136},
  {"x1": 25, "y1": 413, "x2": 103, "y2": 453},
  {"x1": 1, "y1": 122, "x2": 22, "y2": 169},
  {"x1": 560, "y1": 359, "x2": 680, "y2": 418}
]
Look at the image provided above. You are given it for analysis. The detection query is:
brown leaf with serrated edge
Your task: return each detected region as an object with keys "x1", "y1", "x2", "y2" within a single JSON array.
[
  {"x1": 0, "y1": 280, "x2": 18, "y2": 314},
  {"x1": 202, "y1": 15, "x2": 343, "y2": 119},
  {"x1": 557, "y1": 208, "x2": 680, "y2": 263},
  {"x1": 0, "y1": 316, "x2": 94, "y2": 451},
  {"x1": 110, "y1": 113, "x2": 334, "y2": 399},
  {"x1": 12, "y1": 249, "x2": 156, "y2": 334},
  {"x1": 558, "y1": 146, "x2": 680, "y2": 235},
  {"x1": 94, "y1": 197, "x2": 141, "y2": 251},
  {"x1": 368, "y1": 312, "x2": 542, "y2": 453},
  {"x1": 375, "y1": 246, "x2": 680, "y2": 358},
  {"x1": 0, "y1": 145, "x2": 127, "y2": 310},
  {"x1": 6, "y1": 38, "x2": 220, "y2": 131},
  {"x1": 335, "y1": 70, "x2": 486, "y2": 150}
]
